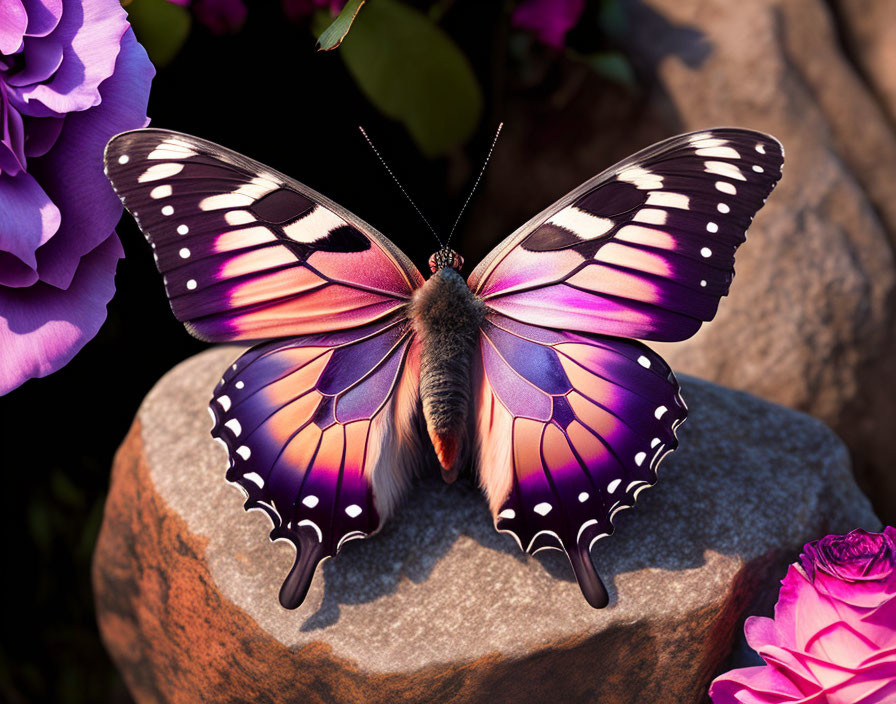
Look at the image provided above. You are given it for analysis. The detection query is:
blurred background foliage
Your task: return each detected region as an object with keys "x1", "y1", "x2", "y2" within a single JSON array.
[{"x1": 0, "y1": 1, "x2": 636, "y2": 702}]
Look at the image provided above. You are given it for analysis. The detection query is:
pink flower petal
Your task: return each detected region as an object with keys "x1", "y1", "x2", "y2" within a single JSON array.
[{"x1": 0, "y1": 171, "x2": 60, "y2": 279}]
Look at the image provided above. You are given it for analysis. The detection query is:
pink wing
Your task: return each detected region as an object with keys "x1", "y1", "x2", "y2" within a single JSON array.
[
  {"x1": 104, "y1": 129, "x2": 424, "y2": 341},
  {"x1": 210, "y1": 312, "x2": 424, "y2": 608},
  {"x1": 468, "y1": 129, "x2": 783, "y2": 342}
]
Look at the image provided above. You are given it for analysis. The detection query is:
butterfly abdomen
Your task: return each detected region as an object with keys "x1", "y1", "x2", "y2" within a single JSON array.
[{"x1": 410, "y1": 267, "x2": 485, "y2": 481}]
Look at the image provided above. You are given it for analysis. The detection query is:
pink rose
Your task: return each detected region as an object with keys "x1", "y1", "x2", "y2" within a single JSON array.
[{"x1": 710, "y1": 527, "x2": 896, "y2": 704}]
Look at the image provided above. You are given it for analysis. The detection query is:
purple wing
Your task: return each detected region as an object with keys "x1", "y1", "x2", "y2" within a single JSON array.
[
  {"x1": 474, "y1": 312, "x2": 686, "y2": 607},
  {"x1": 468, "y1": 129, "x2": 783, "y2": 342},
  {"x1": 104, "y1": 129, "x2": 424, "y2": 342},
  {"x1": 209, "y1": 312, "x2": 424, "y2": 608}
]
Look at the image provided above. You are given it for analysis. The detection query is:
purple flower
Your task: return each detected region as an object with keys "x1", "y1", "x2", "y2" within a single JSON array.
[
  {"x1": 282, "y1": 0, "x2": 346, "y2": 23},
  {"x1": 511, "y1": 0, "x2": 585, "y2": 49},
  {"x1": 0, "y1": 0, "x2": 154, "y2": 395},
  {"x1": 710, "y1": 527, "x2": 896, "y2": 704}
]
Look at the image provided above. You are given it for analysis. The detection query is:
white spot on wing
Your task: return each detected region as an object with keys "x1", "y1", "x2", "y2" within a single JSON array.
[
  {"x1": 701, "y1": 247, "x2": 712, "y2": 258},
  {"x1": 217, "y1": 395, "x2": 231, "y2": 411},
  {"x1": 706, "y1": 222, "x2": 719, "y2": 233},
  {"x1": 177, "y1": 224, "x2": 189, "y2": 235},
  {"x1": 345, "y1": 504, "x2": 363, "y2": 518},
  {"x1": 637, "y1": 355, "x2": 651, "y2": 368},
  {"x1": 243, "y1": 472, "x2": 264, "y2": 488},
  {"x1": 645, "y1": 191, "x2": 690, "y2": 209},
  {"x1": 546, "y1": 207, "x2": 614, "y2": 239},
  {"x1": 161, "y1": 205, "x2": 174, "y2": 216},
  {"x1": 700, "y1": 279, "x2": 707, "y2": 287},
  {"x1": 138, "y1": 163, "x2": 184, "y2": 182},
  {"x1": 607, "y1": 478, "x2": 621, "y2": 493},
  {"x1": 578, "y1": 492, "x2": 589, "y2": 502},
  {"x1": 717, "y1": 203, "x2": 730, "y2": 213},
  {"x1": 533, "y1": 502, "x2": 552, "y2": 516},
  {"x1": 651, "y1": 437, "x2": 661, "y2": 448},
  {"x1": 617, "y1": 166, "x2": 663, "y2": 190},
  {"x1": 705, "y1": 161, "x2": 746, "y2": 181},
  {"x1": 224, "y1": 418, "x2": 242, "y2": 437},
  {"x1": 498, "y1": 508, "x2": 516, "y2": 519},
  {"x1": 186, "y1": 279, "x2": 197, "y2": 290},
  {"x1": 655, "y1": 405, "x2": 668, "y2": 419},
  {"x1": 577, "y1": 519, "x2": 598, "y2": 542},
  {"x1": 282, "y1": 205, "x2": 347, "y2": 243},
  {"x1": 752, "y1": 164, "x2": 764, "y2": 173},
  {"x1": 179, "y1": 247, "x2": 191, "y2": 259},
  {"x1": 632, "y1": 208, "x2": 667, "y2": 225},
  {"x1": 298, "y1": 519, "x2": 322, "y2": 542},
  {"x1": 635, "y1": 452, "x2": 646, "y2": 466},
  {"x1": 696, "y1": 146, "x2": 741, "y2": 159},
  {"x1": 199, "y1": 193, "x2": 254, "y2": 211},
  {"x1": 236, "y1": 445, "x2": 251, "y2": 460},
  {"x1": 715, "y1": 181, "x2": 737, "y2": 195},
  {"x1": 150, "y1": 184, "x2": 172, "y2": 199},
  {"x1": 302, "y1": 495, "x2": 319, "y2": 508},
  {"x1": 117, "y1": 154, "x2": 129, "y2": 165},
  {"x1": 225, "y1": 210, "x2": 256, "y2": 225},
  {"x1": 756, "y1": 144, "x2": 766, "y2": 154}
]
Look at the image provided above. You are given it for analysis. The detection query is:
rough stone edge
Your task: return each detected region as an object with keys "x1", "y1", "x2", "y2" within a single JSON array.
[{"x1": 93, "y1": 419, "x2": 774, "y2": 704}]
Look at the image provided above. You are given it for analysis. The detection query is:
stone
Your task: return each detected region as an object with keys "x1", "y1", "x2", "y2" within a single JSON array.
[
  {"x1": 464, "y1": 0, "x2": 896, "y2": 522},
  {"x1": 93, "y1": 347, "x2": 878, "y2": 704}
]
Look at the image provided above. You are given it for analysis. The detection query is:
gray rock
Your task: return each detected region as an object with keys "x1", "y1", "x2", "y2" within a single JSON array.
[{"x1": 94, "y1": 347, "x2": 878, "y2": 704}]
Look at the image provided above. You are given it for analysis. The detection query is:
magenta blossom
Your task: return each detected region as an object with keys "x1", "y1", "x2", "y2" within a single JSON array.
[
  {"x1": 0, "y1": 0, "x2": 153, "y2": 395},
  {"x1": 511, "y1": 0, "x2": 586, "y2": 49},
  {"x1": 282, "y1": 0, "x2": 346, "y2": 23},
  {"x1": 710, "y1": 527, "x2": 896, "y2": 704},
  {"x1": 167, "y1": 0, "x2": 247, "y2": 35}
]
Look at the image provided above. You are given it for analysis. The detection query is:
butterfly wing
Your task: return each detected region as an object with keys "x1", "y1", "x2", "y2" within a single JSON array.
[
  {"x1": 104, "y1": 128, "x2": 424, "y2": 341},
  {"x1": 470, "y1": 129, "x2": 783, "y2": 606},
  {"x1": 468, "y1": 128, "x2": 784, "y2": 341},
  {"x1": 210, "y1": 311, "x2": 424, "y2": 608},
  {"x1": 474, "y1": 313, "x2": 686, "y2": 607}
]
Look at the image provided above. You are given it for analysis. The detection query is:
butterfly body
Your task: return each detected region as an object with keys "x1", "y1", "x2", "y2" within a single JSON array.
[
  {"x1": 411, "y1": 261, "x2": 485, "y2": 481},
  {"x1": 105, "y1": 127, "x2": 783, "y2": 609}
]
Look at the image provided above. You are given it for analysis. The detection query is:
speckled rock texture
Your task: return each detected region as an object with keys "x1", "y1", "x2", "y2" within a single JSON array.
[
  {"x1": 464, "y1": 0, "x2": 896, "y2": 522},
  {"x1": 93, "y1": 347, "x2": 878, "y2": 704}
]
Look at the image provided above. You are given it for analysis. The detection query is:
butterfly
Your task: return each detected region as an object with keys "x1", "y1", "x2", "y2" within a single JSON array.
[{"x1": 104, "y1": 127, "x2": 783, "y2": 609}]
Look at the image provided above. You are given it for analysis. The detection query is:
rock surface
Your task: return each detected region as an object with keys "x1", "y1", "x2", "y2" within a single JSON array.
[
  {"x1": 465, "y1": 0, "x2": 896, "y2": 521},
  {"x1": 93, "y1": 348, "x2": 878, "y2": 704}
]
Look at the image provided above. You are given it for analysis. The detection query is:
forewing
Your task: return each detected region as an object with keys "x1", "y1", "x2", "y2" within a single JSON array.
[
  {"x1": 474, "y1": 313, "x2": 686, "y2": 607},
  {"x1": 210, "y1": 312, "x2": 424, "y2": 608},
  {"x1": 468, "y1": 128, "x2": 783, "y2": 342},
  {"x1": 105, "y1": 129, "x2": 424, "y2": 342}
]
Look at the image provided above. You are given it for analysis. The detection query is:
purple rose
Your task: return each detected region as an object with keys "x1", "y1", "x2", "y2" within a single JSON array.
[
  {"x1": 0, "y1": 0, "x2": 154, "y2": 395},
  {"x1": 710, "y1": 527, "x2": 896, "y2": 704},
  {"x1": 511, "y1": 0, "x2": 586, "y2": 49}
]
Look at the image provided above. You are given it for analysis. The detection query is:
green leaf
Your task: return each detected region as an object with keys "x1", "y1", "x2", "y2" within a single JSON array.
[
  {"x1": 314, "y1": 0, "x2": 483, "y2": 157},
  {"x1": 585, "y1": 50, "x2": 636, "y2": 89},
  {"x1": 126, "y1": 0, "x2": 192, "y2": 68},
  {"x1": 316, "y1": 0, "x2": 366, "y2": 51}
]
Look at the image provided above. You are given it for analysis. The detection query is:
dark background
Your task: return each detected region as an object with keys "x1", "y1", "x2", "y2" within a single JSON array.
[{"x1": 0, "y1": 4, "x2": 627, "y2": 702}]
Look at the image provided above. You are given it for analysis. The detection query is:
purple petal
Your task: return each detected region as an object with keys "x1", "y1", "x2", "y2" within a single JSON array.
[
  {"x1": 22, "y1": 0, "x2": 63, "y2": 37},
  {"x1": 0, "y1": 231, "x2": 122, "y2": 395},
  {"x1": 22, "y1": 115, "x2": 64, "y2": 158},
  {"x1": 0, "y1": 171, "x2": 60, "y2": 280},
  {"x1": 6, "y1": 35, "x2": 64, "y2": 87},
  {"x1": 31, "y1": 28, "x2": 153, "y2": 288},
  {"x1": 0, "y1": 93, "x2": 27, "y2": 174},
  {"x1": 14, "y1": 0, "x2": 130, "y2": 117},
  {"x1": 0, "y1": 0, "x2": 27, "y2": 54}
]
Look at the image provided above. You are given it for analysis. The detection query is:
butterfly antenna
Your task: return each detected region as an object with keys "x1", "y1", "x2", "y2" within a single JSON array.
[
  {"x1": 445, "y1": 122, "x2": 503, "y2": 248},
  {"x1": 358, "y1": 126, "x2": 443, "y2": 248}
]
